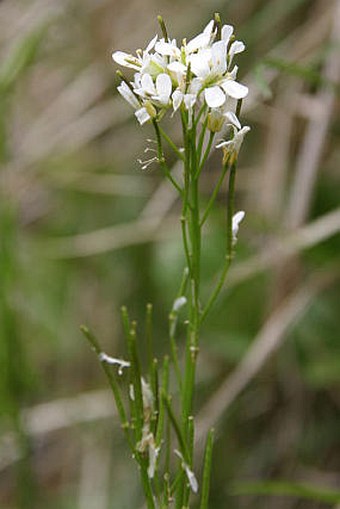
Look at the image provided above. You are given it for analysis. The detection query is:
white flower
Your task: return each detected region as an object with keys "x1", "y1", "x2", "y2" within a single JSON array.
[
  {"x1": 208, "y1": 107, "x2": 241, "y2": 133},
  {"x1": 112, "y1": 34, "x2": 158, "y2": 71},
  {"x1": 98, "y1": 352, "x2": 130, "y2": 375},
  {"x1": 112, "y1": 17, "x2": 248, "y2": 127},
  {"x1": 188, "y1": 40, "x2": 248, "y2": 108},
  {"x1": 174, "y1": 450, "x2": 198, "y2": 493},
  {"x1": 134, "y1": 72, "x2": 172, "y2": 106},
  {"x1": 155, "y1": 38, "x2": 181, "y2": 59},
  {"x1": 216, "y1": 125, "x2": 251, "y2": 159},
  {"x1": 232, "y1": 211, "x2": 245, "y2": 245}
]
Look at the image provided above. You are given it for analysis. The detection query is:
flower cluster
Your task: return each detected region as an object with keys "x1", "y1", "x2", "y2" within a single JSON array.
[{"x1": 112, "y1": 18, "x2": 249, "y2": 134}]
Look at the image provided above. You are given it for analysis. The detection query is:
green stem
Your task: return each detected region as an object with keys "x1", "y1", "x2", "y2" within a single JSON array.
[
  {"x1": 201, "y1": 160, "x2": 237, "y2": 323},
  {"x1": 180, "y1": 110, "x2": 193, "y2": 275},
  {"x1": 196, "y1": 130, "x2": 214, "y2": 179},
  {"x1": 163, "y1": 395, "x2": 189, "y2": 462},
  {"x1": 139, "y1": 457, "x2": 157, "y2": 509},
  {"x1": 153, "y1": 120, "x2": 183, "y2": 196},
  {"x1": 169, "y1": 267, "x2": 189, "y2": 391},
  {"x1": 193, "y1": 103, "x2": 207, "y2": 129},
  {"x1": 196, "y1": 114, "x2": 208, "y2": 161},
  {"x1": 199, "y1": 429, "x2": 214, "y2": 509},
  {"x1": 150, "y1": 358, "x2": 159, "y2": 435},
  {"x1": 146, "y1": 303, "x2": 153, "y2": 371},
  {"x1": 200, "y1": 159, "x2": 230, "y2": 227},
  {"x1": 181, "y1": 120, "x2": 201, "y2": 450},
  {"x1": 158, "y1": 125, "x2": 185, "y2": 161},
  {"x1": 80, "y1": 326, "x2": 133, "y2": 449},
  {"x1": 155, "y1": 357, "x2": 170, "y2": 446}
]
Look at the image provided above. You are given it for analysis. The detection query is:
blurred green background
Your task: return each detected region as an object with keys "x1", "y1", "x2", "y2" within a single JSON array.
[{"x1": 0, "y1": 0, "x2": 339, "y2": 508}]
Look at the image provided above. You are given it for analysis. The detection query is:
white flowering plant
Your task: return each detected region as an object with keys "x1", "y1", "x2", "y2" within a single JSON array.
[{"x1": 82, "y1": 14, "x2": 250, "y2": 509}]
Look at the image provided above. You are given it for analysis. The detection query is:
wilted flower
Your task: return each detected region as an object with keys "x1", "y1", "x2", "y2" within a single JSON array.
[
  {"x1": 232, "y1": 210, "x2": 245, "y2": 245},
  {"x1": 216, "y1": 125, "x2": 250, "y2": 163},
  {"x1": 98, "y1": 352, "x2": 130, "y2": 375},
  {"x1": 172, "y1": 296, "x2": 187, "y2": 312},
  {"x1": 174, "y1": 450, "x2": 198, "y2": 493}
]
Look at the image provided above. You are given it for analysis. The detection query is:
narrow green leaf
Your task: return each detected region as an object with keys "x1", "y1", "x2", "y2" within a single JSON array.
[
  {"x1": 163, "y1": 394, "x2": 189, "y2": 462},
  {"x1": 80, "y1": 326, "x2": 132, "y2": 448},
  {"x1": 199, "y1": 429, "x2": 214, "y2": 509},
  {"x1": 155, "y1": 356, "x2": 169, "y2": 446},
  {"x1": 0, "y1": 26, "x2": 46, "y2": 94}
]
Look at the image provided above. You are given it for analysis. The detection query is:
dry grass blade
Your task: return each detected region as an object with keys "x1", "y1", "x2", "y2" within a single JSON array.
[
  {"x1": 286, "y1": 0, "x2": 340, "y2": 229},
  {"x1": 195, "y1": 270, "x2": 339, "y2": 445}
]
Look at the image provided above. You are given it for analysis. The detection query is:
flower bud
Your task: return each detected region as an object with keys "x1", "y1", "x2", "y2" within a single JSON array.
[
  {"x1": 145, "y1": 100, "x2": 157, "y2": 118},
  {"x1": 207, "y1": 109, "x2": 224, "y2": 132}
]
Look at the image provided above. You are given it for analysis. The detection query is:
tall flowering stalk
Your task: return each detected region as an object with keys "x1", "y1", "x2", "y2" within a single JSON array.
[{"x1": 82, "y1": 14, "x2": 249, "y2": 509}]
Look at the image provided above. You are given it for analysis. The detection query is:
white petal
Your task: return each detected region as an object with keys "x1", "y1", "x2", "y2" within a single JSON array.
[
  {"x1": 224, "y1": 111, "x2": 241, "y2": 129},
  {"x1": 232, "y1": 211, "x2": 245, "y2": 232},
  {"x1": 117, "y1": 82, "x2": 140, "y2": 109},
  {"x1": 155, "y1": 40, "x2": 181, "y2": 58},
  {"x1": 141, "y1": 73, "x2": 156, "y2": 95},
  {"x1": 232, "y1": 210, "x2": 245, "y2": 244},
  {"x1": 229, "y1": 40, "x2": 245, "y2": 57},
  {"x1": 188, "y1": 77, "x2": 202, "y2": 95},
  {"x1": 145, "y1": 34, "x2": 158, "y2": 53},
  {"x1": 135, "y1": 107, "x2": 151, "y2": 125},
  {"x1": 112, "y1": 50, "x2": 129, "y2": 65},
  {"x1": 204, "y1": 86, "x2": 226, "y2": 108},
  {"x1": 133, "y1": 72, "x2": 142, "y2": 88},
  {"x1": 112, "y1": 51, "x2": 140, "y2": 70},
  {"x1": 172, "y1": 90, "x2": 183, "y2": 112},
  {"x1": 211, "y1": 40, "x2": 227, "y2": 74},
  {"x1": 221, "y1": 80, "x2": 248, "y2": 99},
  {"x1": 189, "y1": 50, "x2": 211, "y2": 78},
  {"x1": 186, "y1": 29, "x2": 211, "y2": 54},
  {"x1": 167, "y1": 61, "x2": 186, "y2": 74},
  {"x1": 155, "y1": 73, "x2": 172, "y2": 103},
  {"x1": 221, "y1": 24, "x2": 234, "y2": 44},
  {"x1": 155, "y1": 40, "x2": 170, "y2": 54},
  {"x1": 183, "y1": 93, "x2": 196, "y2": 110},
  {"x1": 229, "y1": 41, "x2": 246, "y2": 67},
  {"x1": 203, "y1": 19, "x2": 214, "y2": 36},
  {"x1": 216, "y1": 139, "x2": 231, "y2": 149},
  {"x1": 229, "y1": 64, "x2": 238, "y2": 79}
]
